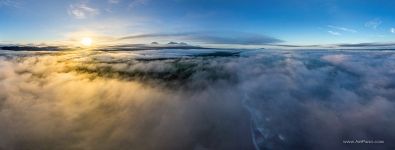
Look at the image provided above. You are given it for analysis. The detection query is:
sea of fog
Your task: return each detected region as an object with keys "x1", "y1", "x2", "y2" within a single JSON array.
[{"x1": 0, "y1": 49, "x2": 395, "y2": 150}]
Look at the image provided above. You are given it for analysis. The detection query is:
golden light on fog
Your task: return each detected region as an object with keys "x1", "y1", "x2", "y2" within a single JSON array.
[{"x1": 81, "y1": 37, "x2": 93, "y2": 47}]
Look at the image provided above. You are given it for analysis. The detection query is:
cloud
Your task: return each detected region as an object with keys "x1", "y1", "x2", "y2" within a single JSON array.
[
  {"x1": 0, "y1": 0, "x2": 20, "y2": 7},
  {"x1": 328, "y1": 30, "x2": 341, "y2": 36},
  {"x1": 0, "y1": 50, "x2": 251, "y2": 150},
  {"x1": 391, "y1": 28, "x2": 395, "y2": 33},
  {"x1": 1, "y1": 50, "x2": 395, "y2": 150},
  {"x1": 365, "y1": 18, "x2": 382, "y2": 29},
  {"x1": 108, "y1": 0, "x2": 120, "y2": 4},
  {"x1": 119, "y1": 32, "x2": 283, "y2": 45},
  {"x1": 68, "y1": 3, "x2": 99, "y2": 19},
  {"x1": 321, "y1": 54, "x2": 349, "y2": 64},
  {"x1": 129, "y1": 0, "x2": 149, "y2": 8},
  {"x1": 328, "y1": 25, "x2": 357, "y2": 33}
]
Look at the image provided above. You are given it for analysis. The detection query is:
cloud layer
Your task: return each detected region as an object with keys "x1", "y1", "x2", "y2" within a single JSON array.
[{"x1": 1, "y1": 49, "x2": 395, "y2": 150}]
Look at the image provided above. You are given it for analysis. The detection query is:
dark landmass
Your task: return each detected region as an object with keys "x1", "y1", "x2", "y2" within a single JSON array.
[
  {"x1": 99, "y1": 44, "x2": 213, "y2": 51},
  {"x1": 0, "y1": 46, "x2": 65, "y2": 51}
]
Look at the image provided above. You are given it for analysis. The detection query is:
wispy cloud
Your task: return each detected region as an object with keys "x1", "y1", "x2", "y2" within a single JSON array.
[
  {"x1": 129, "y1": 0, "x2": 149, "y2": 8},
  {"x1": 327, "y1": 25, "x2": 357, "y2": 33},
  {"x1": 68, "y1": 3, "x2": 99, "y2": 19},
  {"x1": 391, "y1": 28, "x2": 395, "y2": 33},
  {"x1": 328, "y1": 30, "x2": 341, "y2": 36},
  {"x1": 365, "y1": 18, "x2": 382, "y2": 29},
  {"x1": 108, "y1": 0, "x2": 120, "y2": 4},
  {"x1": 0, "y1": 0, "x2": 21, "y2": 7}
]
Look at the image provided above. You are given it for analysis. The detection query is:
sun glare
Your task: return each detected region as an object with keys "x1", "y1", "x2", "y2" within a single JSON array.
[{"x1": 81, "y1": 37, "x2": 93, "y2": 47}]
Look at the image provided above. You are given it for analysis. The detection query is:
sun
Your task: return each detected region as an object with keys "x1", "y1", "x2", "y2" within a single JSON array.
[{"x1": 81, "y1": 37, "x2": 93, "y2": 47}]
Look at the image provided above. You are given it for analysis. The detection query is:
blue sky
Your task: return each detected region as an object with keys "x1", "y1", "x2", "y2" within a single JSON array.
[{"x1": 1, "y1": 0, "x2": 395, "y2": 47}]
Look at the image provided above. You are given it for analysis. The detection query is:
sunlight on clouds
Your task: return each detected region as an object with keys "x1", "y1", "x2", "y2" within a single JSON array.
[
  {"x1": 81, "y1": 37, "x2": 93, "y2": 47},
  {"x1": 0, "y1": 51, "x2": 249, "y2": 149},
  {"x1": 61, "y1": 30, "x2": 120, "y2": 47}
]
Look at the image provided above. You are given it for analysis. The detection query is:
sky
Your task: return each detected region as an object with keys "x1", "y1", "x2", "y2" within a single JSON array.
[{"x1": 1, "y1": 0, "x2": 395, "y2": 47}]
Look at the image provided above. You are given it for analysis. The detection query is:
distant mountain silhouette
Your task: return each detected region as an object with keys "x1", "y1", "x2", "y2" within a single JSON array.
[{"x1": 0, "y1": 46, "x2": 62, "y2": 51}]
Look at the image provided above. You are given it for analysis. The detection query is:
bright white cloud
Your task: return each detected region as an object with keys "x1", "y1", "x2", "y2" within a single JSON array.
[
  {"x1": 328, "y1": 31, "x2": 341, "y2": 36},
  {"x1": 68, "y1": 3, "x2": 99, "y2": 19},
  {"x1": 365, "y1": 18, "x2": 382, "y2": 29},
  {"x1": 327, "y1": 25, "x2": 357, "y2": 33}
]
